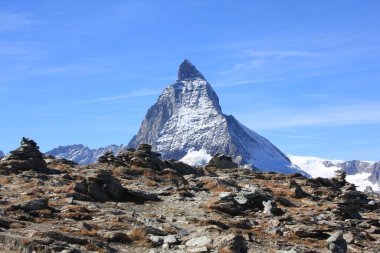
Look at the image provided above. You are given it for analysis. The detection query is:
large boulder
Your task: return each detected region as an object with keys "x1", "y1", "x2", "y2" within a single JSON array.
[
  {"x1": 73, "y1": 169, "x2": 159, "y2": 203},
  {"x1": 207, "y1": 153, "x2": 238, "y2": 169}
]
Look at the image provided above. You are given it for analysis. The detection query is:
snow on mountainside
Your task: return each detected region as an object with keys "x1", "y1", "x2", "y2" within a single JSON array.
[
  {"x1": 46, "y1": 144, "x2": 125, "y2": 165},
  {"x1": 128, "y1": 59, "x2": 307, "y2": 176},
  {"x1": 288, "y1": 155, "x2": 380, "y2": 192},
  {"x1": 180, "y1": 149, "x2": 213, "y2": 166},
  {"x1": 0, "y1": 150, "x2": 4, "y2": 159}
]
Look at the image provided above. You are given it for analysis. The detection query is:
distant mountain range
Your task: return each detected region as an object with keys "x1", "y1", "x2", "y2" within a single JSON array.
[
  {"x1": 289, "y1": 155, "x2": 380, "y2": 192},
  {"x1": 46, "y1": 144, "x2": 125, "y2": 165}
]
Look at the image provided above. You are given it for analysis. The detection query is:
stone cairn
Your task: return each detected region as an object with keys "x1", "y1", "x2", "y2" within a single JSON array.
[
  {"x1": 1, "y1": 137, "x2": 47, "y2": 170},
  {"x1": 130, "y1": 144, "x2": 165, "y2": 171},
  {"x1": 332, "y1": 171, "x2": 369, "y2": 219},
  {"x1": 97, "y1": 151, "x2": 116, "y2": 164}
]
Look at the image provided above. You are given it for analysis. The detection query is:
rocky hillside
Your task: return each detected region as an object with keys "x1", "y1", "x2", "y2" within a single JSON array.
[
  {"x1": 129, "y1": 59, "x2": 304, "y2": 175},
  {"x1": 0, "y1": 138, "x2": 379, "y2": 252}
]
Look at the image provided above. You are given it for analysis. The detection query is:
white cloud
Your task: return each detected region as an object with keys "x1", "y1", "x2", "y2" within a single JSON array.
[{"x1": 37, "y1": 89, "x2": 160, "y2": 109}]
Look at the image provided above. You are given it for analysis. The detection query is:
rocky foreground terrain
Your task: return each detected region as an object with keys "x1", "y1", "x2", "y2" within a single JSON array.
[{"x1": 0, "y1": 138, "x2": 379, "y2": 252}]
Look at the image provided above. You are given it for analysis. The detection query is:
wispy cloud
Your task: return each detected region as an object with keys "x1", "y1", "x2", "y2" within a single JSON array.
[
  {"x1": 37, "y1": 89, "x2": 160, "y2": 110},
  {"x1": 32, "y1": 64, "x2": 113, "y2": 75},
  {"x1": 245, "y1": 50, "x2": 321, "y2": 59},
  {"x1": 240, "y1": 102, "x2": 380, "y2": 130},
  {"x1": 214, "y1": 66, "x2": 379, "y2": 87}
]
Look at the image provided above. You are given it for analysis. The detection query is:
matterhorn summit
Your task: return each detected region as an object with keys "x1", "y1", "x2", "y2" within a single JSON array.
[{"x1": 129, "y1": 60, "x2": 304, "y2": 174}]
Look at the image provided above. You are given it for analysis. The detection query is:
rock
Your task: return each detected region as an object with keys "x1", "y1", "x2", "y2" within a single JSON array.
[
  {"x1": 12, "y1": 198, "x2": 49, "y2": 212},
  {"x1": 73, "y1": 169, "x2": 159, "y2": 203},
  {"x1": 163, "y1": 235, "x2": 177, "y2": 244},
  {"x1": 343, "y1": 232, "x2": 354, "y2": 244},
  {"x1": 262, "y1": 200, "x2": 284, "y2": 216},
  {"x1": 207, "y1": 153, "x2": 238, "y2": 169},
  {"x1": 185, "y1": 235, "x2": 213, "y2": 248},
  {"x1": 289, "y1": 180, "x2": 308, "y2": 198},
  {"x1": 327, "y1": 231, "x2": 347, "y2": 253},
  {"x1": 164, "y1": 160, "x2": 204, "y2": 176},
  {"x1": 294, "y1": 227, "x2": 330, "y2": 239},
  {"x1": 78, "y1": 221, "x2": 94, "y2": 231},
  {"x1": 217, "y1": 233, "x2": 247, "y2": 253},
  {"x1": 106, "y1": 232, "x2": 130, "y2": 243}
]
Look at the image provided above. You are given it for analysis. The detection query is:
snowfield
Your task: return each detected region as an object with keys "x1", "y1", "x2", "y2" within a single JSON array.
[{"x1": 288, "y1": 155, "x2": 379, "y2": 192}]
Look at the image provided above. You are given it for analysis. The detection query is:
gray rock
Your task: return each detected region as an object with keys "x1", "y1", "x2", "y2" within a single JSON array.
[
  {"x1": 185, "y1": 235, "x2": 213, "y2": 248},
  {"x1": 13, "y1": 198, "x2": 49, "y2": 212},
  {"x1": 327, "y1": 231, "x2": 347, "y2": 253}
]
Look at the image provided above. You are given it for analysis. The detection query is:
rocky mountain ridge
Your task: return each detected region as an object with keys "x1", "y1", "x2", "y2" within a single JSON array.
[
  {"x1": 46, "y1": 144, "x2": 125, "y2": 165},
  {"x1": 0, "y1": 138, "x2": 379, "y2": 252}
]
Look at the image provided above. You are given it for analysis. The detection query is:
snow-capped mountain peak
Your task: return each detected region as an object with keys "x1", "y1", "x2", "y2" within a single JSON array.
[
  {"x1": 177, "y1": 59, "x2": 206, "y2": 81},
  {"x1": 129, "y1": 59, "x2": 307, "y2": 175}
]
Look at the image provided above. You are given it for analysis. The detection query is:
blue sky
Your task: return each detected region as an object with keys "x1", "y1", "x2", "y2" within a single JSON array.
[{"x1": 1, "y1": 1, "x2": 380, "y2": 161}]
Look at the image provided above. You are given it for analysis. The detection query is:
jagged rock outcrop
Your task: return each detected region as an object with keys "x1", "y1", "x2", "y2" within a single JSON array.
[{"x1": 129, "y1": 59, "x2": 307, "y2": 175}]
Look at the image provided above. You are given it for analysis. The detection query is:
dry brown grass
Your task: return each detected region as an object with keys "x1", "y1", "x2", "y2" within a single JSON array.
[
  {"x1": 78, "y1": 229, "x2": 98, "y2": 237},
  {"x1": 142, "y1": 178, "x2": 158, "y2": 187},
  {"x1": 128, "y1": 227, "x2": 148, "y2": 241},
  {"x1": 201, "y1": 178, "x2": 231, "y2": 193},
  {"x1": 53, "y1": 182, "x2": 74, "y2": 194},
  {"x1": 202, "y1": 197, "x2": 219, "y2": 210},
  {"x1": 0, "y1": 177, "x2": 11, "y2": 185}
]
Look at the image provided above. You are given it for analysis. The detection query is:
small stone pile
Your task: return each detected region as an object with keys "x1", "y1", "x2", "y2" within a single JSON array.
[
  {"x1": 97, "y1": 151, "x2": 115, "y2": 164},
  {"x1": 0, "y1": 137, "x2": 47, "y2": 171},
  {"x1": 334, "y1": 183, "x2": 369, "y2": 219},
  {"x1": 207, "y1": 153, "x2": 238, "y2": 169},
  {"x1": 130, "y1": 144, "x2": 166, "y2": 171},
  {"x1": 209, "y1": 184, "x2": 273, "y2": 215},
  {"x1": 331, "y1": 170, "x2": 347, "y2": 188},
  {"x1": 289, "y1": 180, "x2": 309, "y2": 198},
  {"x1": 116, "y1": 148, "x2": 135, "y2": 164}
]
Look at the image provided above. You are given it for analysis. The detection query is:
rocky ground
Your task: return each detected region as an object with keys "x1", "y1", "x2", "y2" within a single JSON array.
[{"x1": 0, "y1": 138, "x2": 379, "y2": 252}]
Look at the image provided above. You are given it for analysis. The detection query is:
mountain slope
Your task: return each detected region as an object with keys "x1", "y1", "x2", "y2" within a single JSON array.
[
  {"x1": 0, "y1": 150, "x2": 4, "y2": 159},
  {"x1": 46, "y1": 144, "x2": 125, "y2": 165},
  {"x1": 288, "y1": 155, "x2": 380, "y2": 192},
  {"x1": 129, "y1": 59, "x2": 305, "y2": 175}
]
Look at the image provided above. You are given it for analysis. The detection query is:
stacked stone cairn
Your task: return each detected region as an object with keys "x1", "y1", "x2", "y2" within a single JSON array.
[
  {"x1": 332, "y1": 171, "x2": 369, "y2": 219},
  {"x1": 0, "y1": 137, "x2": 47, "y2": 171},
  {"x1": 130, "y1": 144, "x2": 166, "y2": 171}
]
